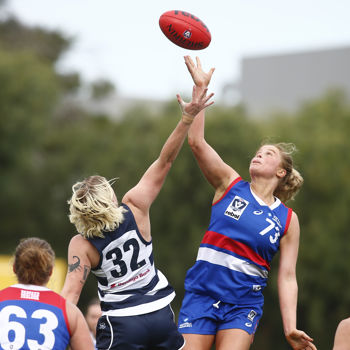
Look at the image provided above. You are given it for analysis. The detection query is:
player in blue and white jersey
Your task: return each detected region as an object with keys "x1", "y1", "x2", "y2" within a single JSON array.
[
  {"x1": 61, "y1": 84, "x2": 214, "y2": 349},
  {"x1": 0, "y1": 237, "x2": 93, "y2": 350},
  {"x1": 177, "y1": 56, "x2": 317, "y2": 350}
]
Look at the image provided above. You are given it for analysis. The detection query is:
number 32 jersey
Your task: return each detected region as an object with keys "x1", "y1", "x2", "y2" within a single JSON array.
[
  {"x1": 185, "y1": 177, "x2": 293, "y2": 305},
  {"x1": 0, "y1": 284, "x2": 70, "y2": 350},
  {"x1": 88, "y1": 203, "x2": 175, "y2": 317}
]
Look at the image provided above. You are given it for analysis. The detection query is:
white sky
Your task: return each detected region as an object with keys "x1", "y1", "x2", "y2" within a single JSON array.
[{"x1": 5, "y1": 0, "x2": 350, "y2": 101}]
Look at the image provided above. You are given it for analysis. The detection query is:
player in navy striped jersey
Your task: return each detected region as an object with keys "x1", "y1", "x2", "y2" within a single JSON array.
[
  {"x1": 177, "y1": 56, "x2": 317, "y2": 350},
  {"x1": 61, "y1": 84, "x2": 214, "y2": 349},
  {"x1": 0, "y1": 237, "x2": 94, "y2": 350}
]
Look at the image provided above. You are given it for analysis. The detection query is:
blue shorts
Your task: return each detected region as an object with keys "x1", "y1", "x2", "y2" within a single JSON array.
[
  {"x1": 178, "y1": 291, "x2": 263, "y2": 335},
  {"x1": 96, "y1": 305, "x2": 185, "y2": 349}
]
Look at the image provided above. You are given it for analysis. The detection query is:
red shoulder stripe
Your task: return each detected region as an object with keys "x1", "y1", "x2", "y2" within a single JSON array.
[{"x1": 282, "y1": 208, "x2": 293, "y2": 236}]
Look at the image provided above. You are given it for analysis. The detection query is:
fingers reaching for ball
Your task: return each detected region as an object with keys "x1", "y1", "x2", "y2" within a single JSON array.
[
  {"x1": 184, "y1": 56, "x2": 215, "y2": 88},
  {"x1": 177, "y1": 85, "x2": 214, "y2": 123}
]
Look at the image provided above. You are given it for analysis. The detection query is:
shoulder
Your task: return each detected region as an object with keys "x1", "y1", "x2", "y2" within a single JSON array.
[
  {"x1": 337, "y1": 317, "x2": 350, "y2": 333},
  {"x1": 66, "y1": 299, "x2": 82, "y2": 318},
  {"x1": 65, "y1": 299, "x2": 84, "y2": 330},
  {"x1": 0, "y1": 286, "x2": 13, "y2": 299},
  {"x1": 69, "y1": 234, "x2": 90, "y2": 247},
  {"x1": 68, "y1": 234, "x2": 97, "y2": 257},
  {"x1": 289, "y1": 211, "x2": 299, "y2": 227},
  {"x1": 213, "y1": 176, "x2": 243, "y2": 204}
]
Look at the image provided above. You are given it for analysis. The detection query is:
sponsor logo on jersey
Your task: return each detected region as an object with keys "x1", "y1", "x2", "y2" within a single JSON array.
[
  {"x1": 179, "y1": 320, "x2": 193, "y2": 328},
  {"x1": 272, "y1": 214, "x2": 282, "y2": 228},
  {"x1": 20, "y1": 290, "x2": 40, "y2": 300},
  {"x1": 253, "y1": 210, "x2": 263, "y2": 215},
  {"x1": 245, "y1": 322, "x2": 252, "y2": 327},
  {"x1": 225, "y1": 196, "x2": 249, "y2": 220},
  {"x1": 247, "y1": 310, "x2": 257, "y2": 322},
  {"x1": 98, "y1": 322, "x2": 107, "y2": 330}
]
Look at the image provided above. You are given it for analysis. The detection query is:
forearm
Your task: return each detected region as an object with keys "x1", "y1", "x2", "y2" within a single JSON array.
[
  {"x1": 278, "y1": 274, "x2": 298, "y2": 336},
  {"x1": 188, "y1": 109, "x2": 205, "y2": 148},
  {"x1": 158, "y1": 116, "x2": 192, "y2": 165},
  {"x1": 61, "y1": 282, "x2": 81, "y2": 305}
]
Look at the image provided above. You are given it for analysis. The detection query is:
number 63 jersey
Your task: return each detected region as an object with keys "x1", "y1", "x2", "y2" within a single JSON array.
[
  {"x1": 88, "y1": 203, "x2": 175, "y2": 317},
  {"x1": 0, "y1": 284, "x2": 70, "y2": 350},
  {"x1": 185, "y1": 177, "x2": 293, "y2": 305}
]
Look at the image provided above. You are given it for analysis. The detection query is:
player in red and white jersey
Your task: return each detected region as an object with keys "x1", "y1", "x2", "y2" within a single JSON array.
[
  {"x1": 177, "y1": 56, "x2": 317, "y2": 350},
  {"x1": 0, "y1": 237, "x2": 93, "y2": 350}
]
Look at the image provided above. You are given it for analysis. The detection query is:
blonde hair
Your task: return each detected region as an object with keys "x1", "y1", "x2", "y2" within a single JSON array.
[
  {"x1": 14, "y1": 237, "x2": 55, "y2": 285},
  {"x1": 68, "y1": 175, "x2": 126, "y2": 238},
  {"x1": 264, "y1": 142, "x2": 304, "y2": 203}
]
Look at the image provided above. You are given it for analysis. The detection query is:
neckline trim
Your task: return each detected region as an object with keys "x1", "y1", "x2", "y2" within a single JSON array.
[{"x1": 249, "y1": 185, "x2": 281, "y2": 210}]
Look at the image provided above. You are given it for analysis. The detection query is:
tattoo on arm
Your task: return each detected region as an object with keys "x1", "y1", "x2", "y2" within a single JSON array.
[
  {"x1": 68, "y1": 255, "x2": 91, "y2": 284},
  {"x1": 68, "y1": 256, "x2": 81, "y2": 272},
  {"x1": 81, "y1": 265, "x2": 90, "y2": 285}
]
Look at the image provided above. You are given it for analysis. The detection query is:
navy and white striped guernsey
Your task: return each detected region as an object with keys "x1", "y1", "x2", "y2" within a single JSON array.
[
  {"x1": 184, "y1": 177, "x2": 292, "y2": 305},
  {"x1": 88, "y1": 203, "x2": 175, "y2": 317}
]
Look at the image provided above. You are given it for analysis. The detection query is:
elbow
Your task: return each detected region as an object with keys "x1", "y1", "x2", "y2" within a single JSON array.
[
  {"x1": 188, "y1": 134, "x2": 204, "y2": 152},
  {"x1": 278, "y1": 271, "x2": 298, "y2": 290},
  {"x1": 187, "y1": 133, "x2": 196, "y2": 148}
]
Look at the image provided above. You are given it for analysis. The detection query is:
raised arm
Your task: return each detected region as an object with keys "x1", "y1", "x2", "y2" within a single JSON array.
[
  {"x1": 122, "y1": 85, "x2": 214, "y2": 215},
  {"x1": 184, "y1": 56, "x2": 239, "y2": 199},
  {"x1": 278, "y1": 212, "x2": 317, "y2": 350}
]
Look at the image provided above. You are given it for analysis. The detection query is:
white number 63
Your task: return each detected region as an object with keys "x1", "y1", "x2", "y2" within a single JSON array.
[{"x1": 0, "y1": 305, "x2": 58, "y2": 350}]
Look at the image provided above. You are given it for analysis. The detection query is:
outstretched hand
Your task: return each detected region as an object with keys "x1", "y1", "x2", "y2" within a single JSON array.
[
  {"x1": 184, "y1": 56, "x2": 215, "y2": 88},
  {"x1": 177, "y1": 85, "x2": 214, "y2": 123},
  {"x1": 286, "y1": 329, "x2": 317, "y2": 350}
]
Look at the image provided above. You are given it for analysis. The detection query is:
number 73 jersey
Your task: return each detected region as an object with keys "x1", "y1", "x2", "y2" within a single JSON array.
[{"x1": 184, "y1": 178, "x2": 293, "y2": 304}]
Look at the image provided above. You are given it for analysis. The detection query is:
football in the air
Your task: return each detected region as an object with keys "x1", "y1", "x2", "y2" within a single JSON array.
[{"x1": 159, "y1": 10, "x2": 211, "y2": 50}]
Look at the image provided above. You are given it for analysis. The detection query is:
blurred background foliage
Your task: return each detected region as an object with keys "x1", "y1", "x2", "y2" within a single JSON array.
[{"x1": 1, "y1": 4, "x2": 350, "y2": 349}]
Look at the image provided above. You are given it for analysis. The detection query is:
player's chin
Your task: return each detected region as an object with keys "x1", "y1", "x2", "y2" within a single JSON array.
[{"x1": 249, "y1": 163, "x2": 260, "y2": 173}]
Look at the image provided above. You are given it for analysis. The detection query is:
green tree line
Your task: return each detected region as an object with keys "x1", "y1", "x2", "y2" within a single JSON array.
[{"x1": 1, "y1": 6, "x2": 350, "y2": 349}]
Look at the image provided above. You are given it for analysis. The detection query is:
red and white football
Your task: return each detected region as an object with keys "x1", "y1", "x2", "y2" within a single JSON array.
[{"x1": 159, "y1": 10, "x2": 211, "y2": 50}]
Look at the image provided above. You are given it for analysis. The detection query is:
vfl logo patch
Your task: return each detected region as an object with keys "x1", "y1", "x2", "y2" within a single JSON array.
[{"x1": 225, "y1": 196, "x2": 249, "y2": 220}]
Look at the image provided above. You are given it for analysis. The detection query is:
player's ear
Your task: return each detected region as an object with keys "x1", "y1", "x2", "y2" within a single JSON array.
[{"x1": 277, "y1": 168, "x2": 286, "y2": 178}]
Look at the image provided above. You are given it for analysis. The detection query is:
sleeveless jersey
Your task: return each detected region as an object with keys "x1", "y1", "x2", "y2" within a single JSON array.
[
  {"x1": 184, "y1": 178, "x2": 293, "y2": 304},
  {"x1": 88, "y1": 203, "x2": 175, "y2": 317},
  {"x1": 0, "y1": 284, "x2": 70, "y2": 350}
]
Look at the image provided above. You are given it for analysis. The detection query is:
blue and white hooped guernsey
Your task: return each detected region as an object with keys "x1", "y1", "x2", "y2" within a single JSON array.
[
  {"x1": 184, "y1": 177, "x2": 292, "y2": 305},
  {"x1": 88, "y1": 203, "x2": 175, "y2": 317}
]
